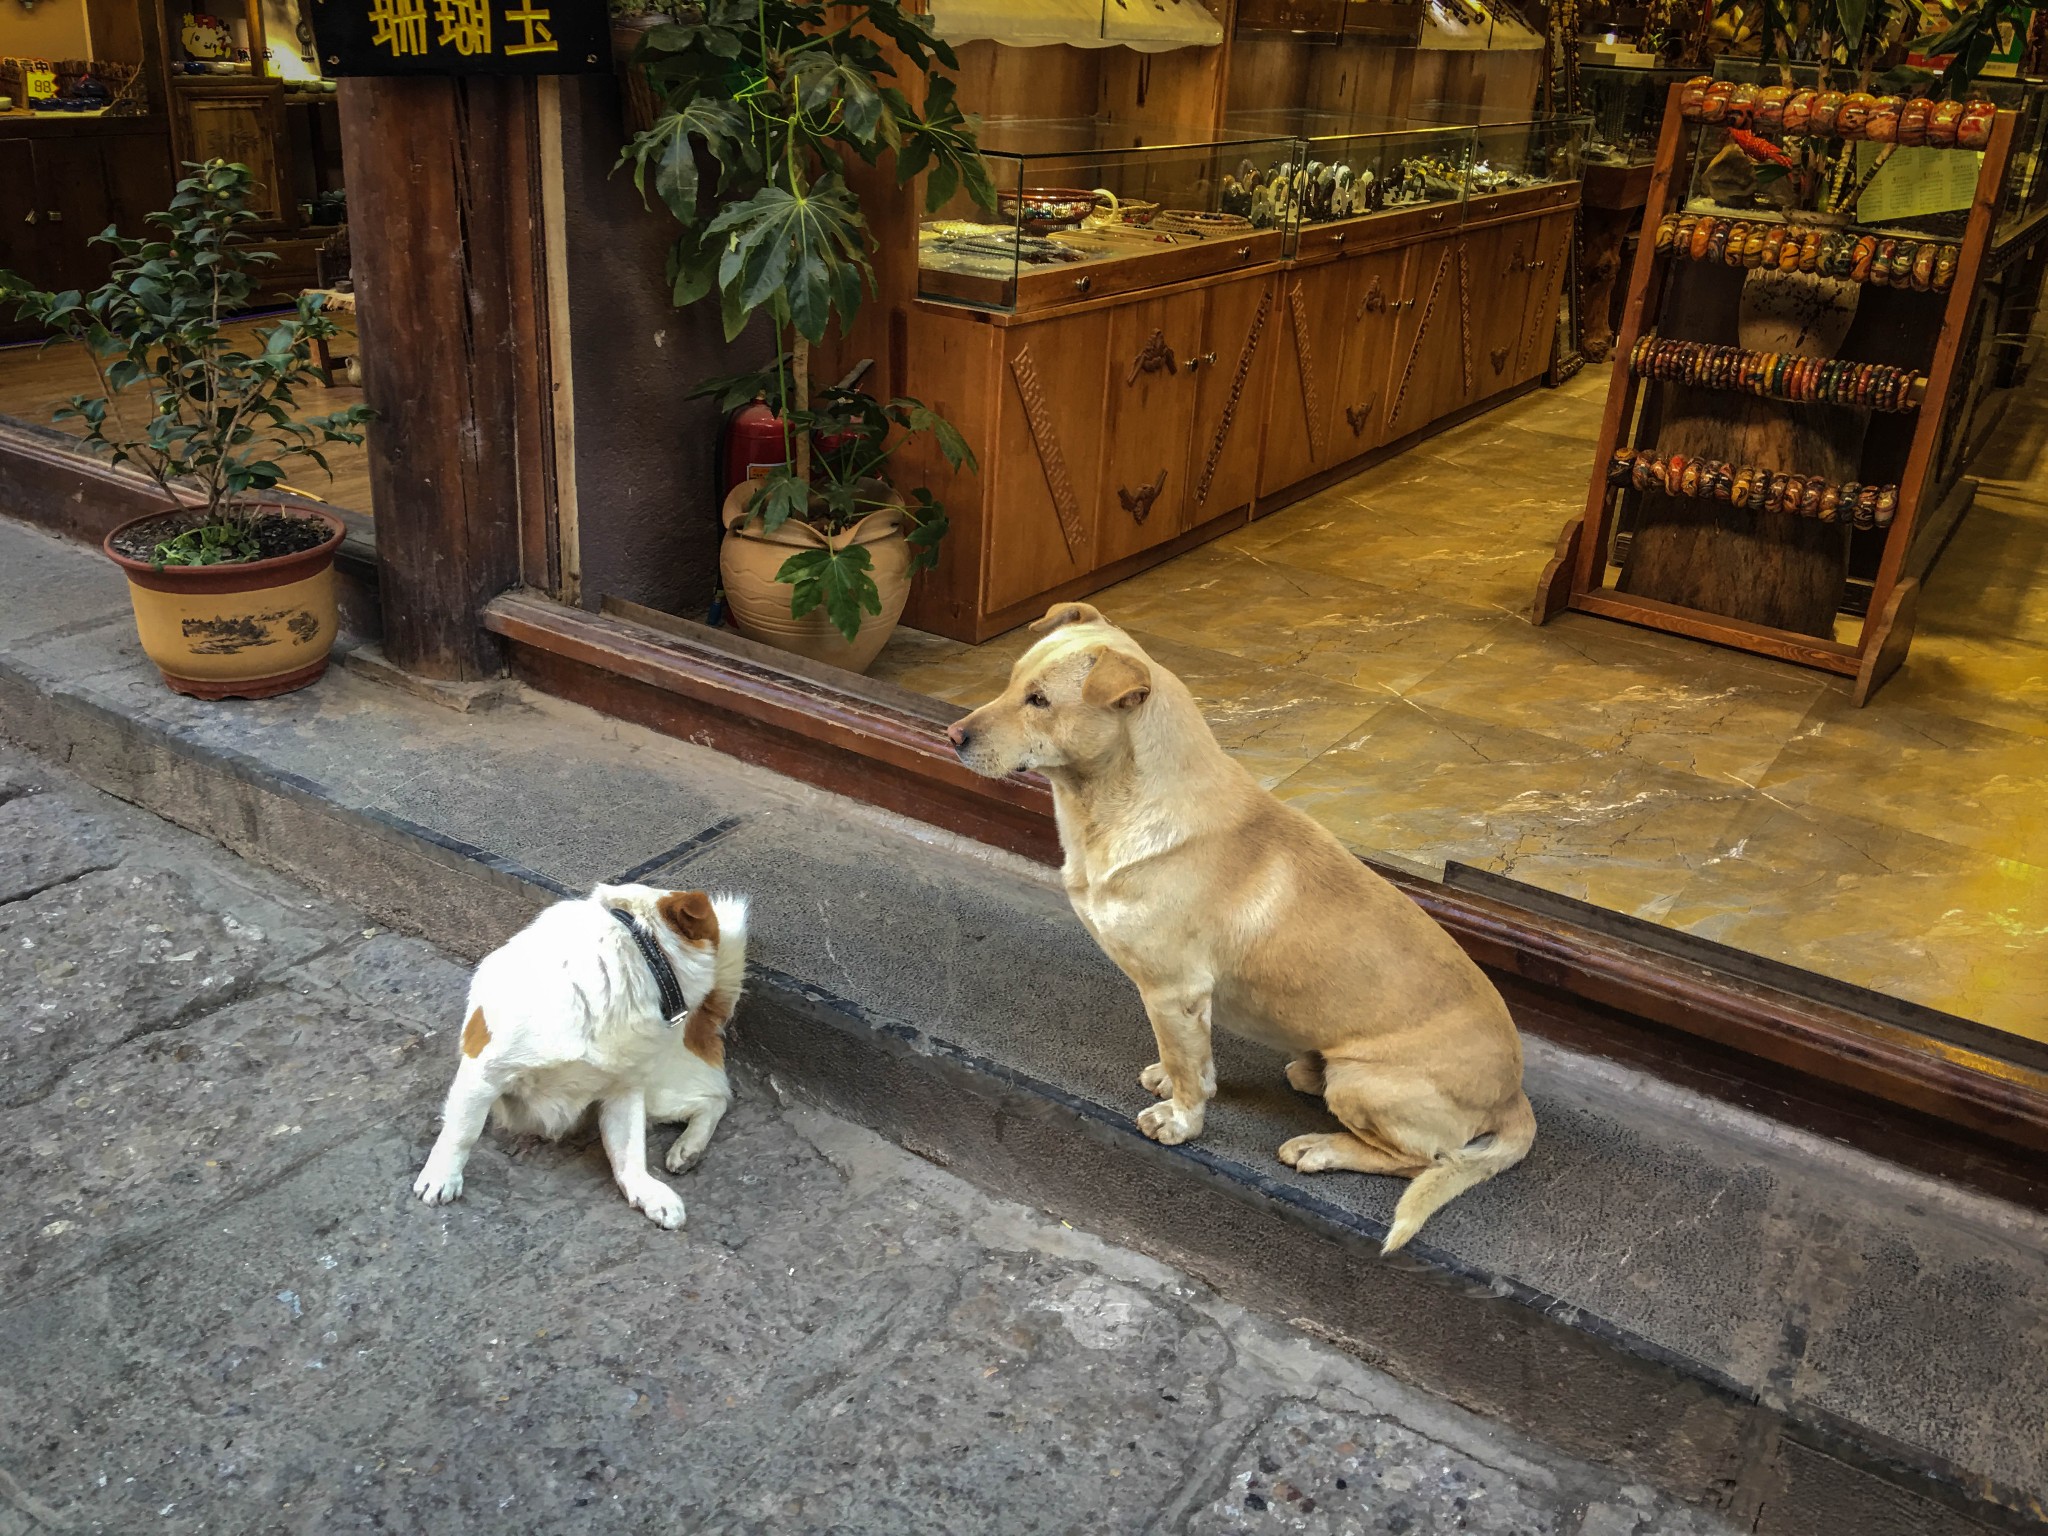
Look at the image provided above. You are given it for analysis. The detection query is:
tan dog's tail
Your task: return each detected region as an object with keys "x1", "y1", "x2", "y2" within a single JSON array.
[{"x1": 1382, "y1": 1092, "x2": 1536, "y2": 1256}]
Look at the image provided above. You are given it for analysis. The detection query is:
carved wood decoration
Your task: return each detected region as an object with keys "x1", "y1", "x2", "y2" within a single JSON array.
[
  {"x1": 1490, "y1": 346, "x2": 1510, "y2": 375},
  {"x1": 1515, "y1": 223, "x2": 1572, "y2": 378},
  {"x1": 1457, "y1": 244, "x2": 1474, "y2": 398},
  {"x1": 1386, "y1": 247, "x2": 1451, "y2": 436},
  {"x1": 1008, "y1": 346, "x2": 1091, "y2": 563},
  {"x1": 1194, "y1": 285, "x2": 1274, "y2": 512},
  {"x1": 1119, "y1": 470, "x2": 1168, "y2": 524},
  {"x1": 1288, "y1": 281, "x2": 1325, "y2": 461},
  {"x1": 1345, "y1": 397, "x2": 1378, "y2": 438},
  {"x1": 1359, "y1": 275, "x2": 1386, "y2": 316},
  {"x1": 1127, "y1": 328, "x2": 1178, "y2": 385}
]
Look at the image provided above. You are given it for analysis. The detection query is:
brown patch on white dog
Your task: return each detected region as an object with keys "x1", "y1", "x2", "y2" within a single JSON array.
[
  {"x1": 462, "y1": 1006, "x2": 491, "y2": 1058},
  {"x1": 683, "y1": 987, "x2": 733, "y2": 1068},
  {"x1": 658, "y1": 889, "x2": 719, "y2": 946}
]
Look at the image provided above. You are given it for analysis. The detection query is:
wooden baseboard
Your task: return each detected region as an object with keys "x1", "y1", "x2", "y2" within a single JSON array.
[{"x1": 489, "y1": 586, "x2": 2048, "y2": 1176}]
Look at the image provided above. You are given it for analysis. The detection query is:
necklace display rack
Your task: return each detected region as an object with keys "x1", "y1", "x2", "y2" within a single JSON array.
[{"x1": 1534, "y1": 82, "x2": 2018, "y2": 705}]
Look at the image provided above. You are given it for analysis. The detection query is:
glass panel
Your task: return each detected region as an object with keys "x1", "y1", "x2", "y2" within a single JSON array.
[
  {"x1": 1579, "y1": 64, "x2": 1691, "y2": 167},
  {"x1": 915, "y1": 121, "x2": 1303, "y2": 312}
]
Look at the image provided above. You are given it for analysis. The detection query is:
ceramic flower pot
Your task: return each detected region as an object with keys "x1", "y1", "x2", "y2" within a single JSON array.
[
  {"x1": 102, "y1": 506, "x2": 345, "y2": 700},
  {"x1": 718, "y1": 482, "x2": 912, "y2": 674}
]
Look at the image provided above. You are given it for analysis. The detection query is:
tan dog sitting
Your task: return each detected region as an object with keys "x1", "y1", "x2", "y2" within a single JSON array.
[{"x1": 946, "y1": 602, "x2": 1534, "y2": 1253}]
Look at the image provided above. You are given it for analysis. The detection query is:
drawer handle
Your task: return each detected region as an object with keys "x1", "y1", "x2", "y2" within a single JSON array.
[
  {"x1": 1431, "y1": 210, "x2": 1446, "y2": 223},
  {"x1": 1119, "y1": 470, "x2": 1167, "y2": 524},
  {"x1": 1236, "y1": 244, "x2": 1251, "y2": 259},
  {"x1": 1182, "y1": 350, "x2": 1219, "y2": 373},
  {"x1": 1074, "y1": 275, "x2": 1092, "y2": 293},
  {"x1": 1331, "y1": 232, "x2": 1346, "y2": 246}
]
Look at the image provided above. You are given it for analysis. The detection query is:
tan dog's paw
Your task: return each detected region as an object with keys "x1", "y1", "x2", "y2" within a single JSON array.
[
  {"x1": 1137, "y1": 1100, "x2": 1203, "y2": 1145},
  {"x1": 1278, "y1": 1133, "x2": 1353, "y2": 1173},
  {"x1": 1139, "y1": 1062, "x2": 1174, "y2": 1097},
  {"x1": 1284, "y1": 1056, "x2": 1325, "y2": 1095}
]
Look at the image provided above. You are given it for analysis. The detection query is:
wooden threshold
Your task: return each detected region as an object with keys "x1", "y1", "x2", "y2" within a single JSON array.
[
  {"x1": 490, "y1": 586, "x2": 2048, "y2": 1175},
  {"x1": 483, "y1": 590, "x2": 1060, "y2": 863}
]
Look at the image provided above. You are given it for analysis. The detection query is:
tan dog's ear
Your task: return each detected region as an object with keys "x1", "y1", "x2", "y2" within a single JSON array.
[
  {"x1": 1030, "y1": 601, "x2": 1107, "y2": 635},
  {"x1": 657, "y1": 890, "x2": 719, "y2": 945},
  {"x1": 1082, "y1": 649, "x2": 1151, "y2": 711}
]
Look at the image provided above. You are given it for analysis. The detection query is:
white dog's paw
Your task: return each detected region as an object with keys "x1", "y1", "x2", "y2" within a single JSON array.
[
  {"x1": 413, "y1": 1163, "x2": 464, "y2": 1204},
  {"x1": 664, "y1": 1138, "x2": 706, "y2": 1175},
  {"x1": 625, "y1": 1178, "x2": 686, "y2": 1230},
  {"x1": 1278, "y1": 1133, "x2": 1348, "y2": 1173},
  {"x1": 1137, "y1": 1100, "x2": 1203, "y2": 1146},
  {"x1": 1139, "y1": 1062, "x2": 1174, "y2": 1097}
]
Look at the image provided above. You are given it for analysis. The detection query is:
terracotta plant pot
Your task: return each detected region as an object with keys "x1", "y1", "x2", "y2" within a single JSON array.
[
  {"x1": 718, "y1": 481, "x2": 912, "y2": 674},
  {"x1": 102, "y1": 506, "x2": 345, "y2": 700},
  {"x1": 611, "y1": 15, "x2": 668, "y2": 138}
]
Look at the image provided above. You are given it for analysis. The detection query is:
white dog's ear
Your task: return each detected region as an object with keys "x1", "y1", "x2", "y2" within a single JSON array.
[
  {"x1": 1082, "y1": 649, "x2": 1151, "y2": 711},
  {"x1": 657, "y1": 889, "x2": 719, "y2": 945},
  {"x1": 1030, "y1": 601, "x2": 1107, "y2": 635}
]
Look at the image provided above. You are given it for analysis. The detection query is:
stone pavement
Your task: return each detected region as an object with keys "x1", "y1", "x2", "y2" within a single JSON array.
[{"x1": 0, "y1": 741, "x2": 1740, "y2": 1536}]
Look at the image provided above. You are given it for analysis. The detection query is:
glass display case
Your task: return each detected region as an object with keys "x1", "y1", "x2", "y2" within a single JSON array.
[
  {"x1": 1579, "y1": 64, "x2": 1690, "y2": 166},
  {"x1": 915, "y1": 122, "x2": 1304, "y2": 313},
  {"x1": 1226, "y1": 111, "x2": 1477, "y2": 225},
  {"x1": 1471, "y1": 114, "x2": 1591, "y2": 192}
]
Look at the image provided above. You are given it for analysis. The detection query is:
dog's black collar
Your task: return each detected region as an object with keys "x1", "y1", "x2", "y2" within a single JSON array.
[{"x1": 608, "y1": 907, "x2": 688, "y2": 1025}]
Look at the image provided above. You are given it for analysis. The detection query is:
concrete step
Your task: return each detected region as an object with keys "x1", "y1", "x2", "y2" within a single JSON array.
[{"x1": 2, "y1": 514, "x2": 2043, "y2": 1535}]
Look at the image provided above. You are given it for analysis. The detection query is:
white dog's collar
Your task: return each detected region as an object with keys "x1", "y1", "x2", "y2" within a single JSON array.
[{"x1": 608, "y1": 907, "x2": 688, "y2": 1024}]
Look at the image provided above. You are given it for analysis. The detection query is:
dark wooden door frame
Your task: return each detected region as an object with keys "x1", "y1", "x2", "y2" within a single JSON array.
[{"x1": 336, "y1": 74, "x2": 558, "y2": 680}]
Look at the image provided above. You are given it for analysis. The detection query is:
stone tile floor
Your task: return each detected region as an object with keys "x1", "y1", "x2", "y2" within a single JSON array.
[
  {"x1": 872, "y1": 369, "x2": 2048, "y2": 1043},
  {"x1": 0, "y1": 743, "x2": 1735, "y2": 1536}
]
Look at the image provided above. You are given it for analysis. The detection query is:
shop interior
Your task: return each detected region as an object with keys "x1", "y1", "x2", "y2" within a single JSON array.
[
  {"x1": 1, "y1": 0, "x2": 368, "y2": 505},
  {"x1": 846, "y1": 8, "x2": 2048, "y2": 1046},
  {"x1": 4, "y1": 0, "x2": 2046, "y2": 1048}
]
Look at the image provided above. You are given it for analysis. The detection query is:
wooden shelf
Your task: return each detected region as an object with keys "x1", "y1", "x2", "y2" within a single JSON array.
[{"x1": 1538, "y1": 83, "x2": 2021, "y2": 706}]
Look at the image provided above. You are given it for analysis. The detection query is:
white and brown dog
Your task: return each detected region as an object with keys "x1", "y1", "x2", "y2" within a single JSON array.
[
  {"x1": 946, "y1": 603, "x2": 1534, "y2": 1253},
  {"x1": 413, "y1": 882, "x2": 748, "y2": 1228}
]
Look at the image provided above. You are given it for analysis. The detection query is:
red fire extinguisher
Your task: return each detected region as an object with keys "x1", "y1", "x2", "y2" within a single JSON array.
[{"x1": 720, "y1": 395, "x2": 788, "y2": 507}]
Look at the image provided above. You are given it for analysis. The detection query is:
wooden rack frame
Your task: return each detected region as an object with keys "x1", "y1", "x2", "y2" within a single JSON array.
[{"x1": 1535, "y1": 84, "x2": 2018, "y2": 704}]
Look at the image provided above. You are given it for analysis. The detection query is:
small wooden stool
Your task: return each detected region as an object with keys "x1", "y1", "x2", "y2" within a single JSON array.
[{"x1": 301, "y1": 286, "x2": 358, "y2": 387}]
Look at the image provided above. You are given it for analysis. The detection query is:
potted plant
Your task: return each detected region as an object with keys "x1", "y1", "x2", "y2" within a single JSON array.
[
  {"x1": 696, "y1": 366, "x2": 969, "y2": 671},
  {"x1": 618, "y1": 0, "x2": 992, "y2": 673},
  {"x1": 0, "y1": 160, "x2": 375, "y2": 700}
]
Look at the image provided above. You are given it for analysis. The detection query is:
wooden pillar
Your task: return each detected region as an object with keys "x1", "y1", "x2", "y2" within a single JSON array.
[{"x1": 336, "y1": 75, "x2": 552, "y2": 680}]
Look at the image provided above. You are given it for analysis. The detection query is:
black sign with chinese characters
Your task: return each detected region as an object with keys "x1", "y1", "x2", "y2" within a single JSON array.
[{"x1": 310, "y1": 0, "x2": 609, "y2": 75}]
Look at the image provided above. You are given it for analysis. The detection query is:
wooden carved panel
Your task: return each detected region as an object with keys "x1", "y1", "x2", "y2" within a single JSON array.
[
  {"x1": 1515, "y1": 222, "x2": 1573, "y2": 379},
  {"x1": 1008, "y1": 345, "x2": 1090, "y2": 562},
  {"x1": 1194, "y1": 284, "x2": 1273, "y2": 511},
  {"x1": 1457, "y1": 244, "x2": 1473, "y2": 399},
  {"x1": 1386, "y1": 246, "x2": 1450, "y2": 436},
  {"x1": 1344, "y1": 397, "x2": 1378, "y2": 439},
  {"x1": 1289, "y1": 280, "x2": 1325, "y2": 461}
]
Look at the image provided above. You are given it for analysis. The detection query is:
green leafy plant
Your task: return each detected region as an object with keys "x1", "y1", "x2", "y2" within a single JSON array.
[
  {"x1": 617, "y1": 0, "x2": 992, "y2": 643},
  {"x1": 694, "y1": 365, "x2": 974, "y2": 641},
  {"x1": 0, "y1": 160, "x2": 374, "y2": 567}
]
